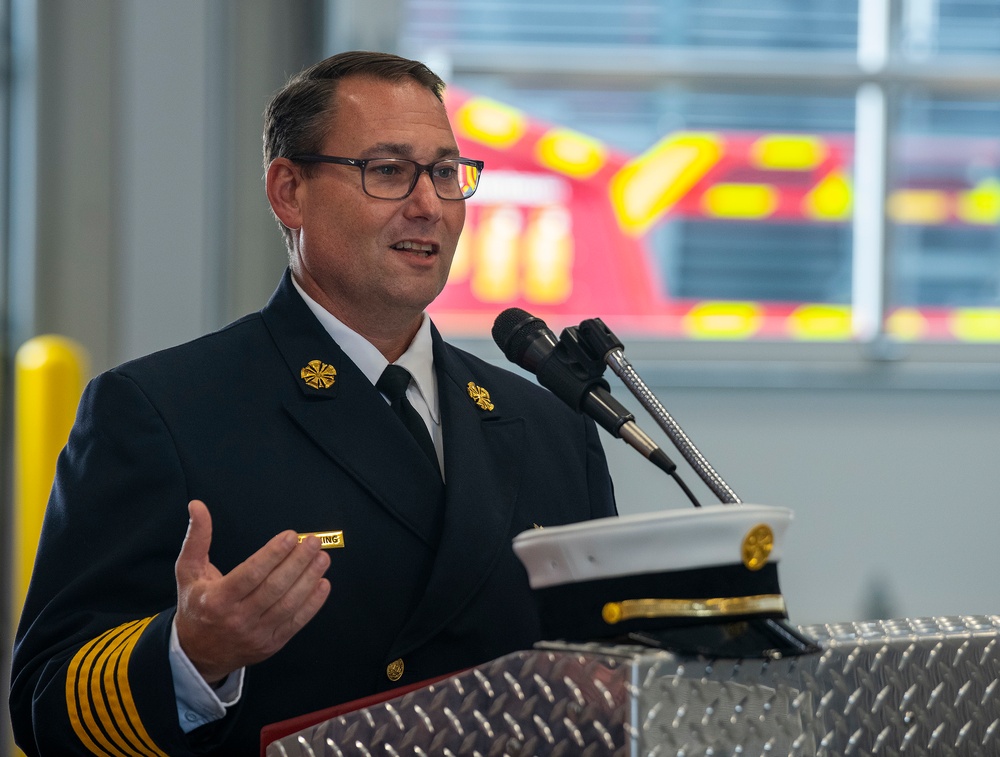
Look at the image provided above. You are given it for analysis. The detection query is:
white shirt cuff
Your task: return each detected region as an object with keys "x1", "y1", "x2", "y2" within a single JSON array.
[{"x1": 169, "y1": 617, "x2": 244, "y2": 733}]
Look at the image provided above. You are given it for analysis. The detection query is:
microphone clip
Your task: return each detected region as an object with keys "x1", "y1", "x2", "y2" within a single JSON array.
[
  {"x1": 535, "y1": 327, "x2": 639, "y2": 440},
  {"x1": 575, "y1": 318, "x2": 625, "y2": 363},
  {"x1": 541, "y1": 325, "x2": 611, "y2": 409}
]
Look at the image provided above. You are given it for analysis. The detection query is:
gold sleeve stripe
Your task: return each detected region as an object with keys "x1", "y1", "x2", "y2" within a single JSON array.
[
  {"x1": 92, "y1": 620, "x2": 154, "y2": 756},
  {"x1": 65, "y1": 616, "x2": 169, "y2": 757},
  {"x1": 67, "y1": 621, "x2": 141, "y2": 757},
  {"x1": 84, "y1": 622, "x2": 138, "y2": 757},
  {"x1": 98, "y1": 627, "x2": 143, "y2": 756},
  {"x1": 68, "y1": 619, "x2": 161, "y2": 757},
  {"x1": 111, "y1": 615, "x2": 169, "y2": 756}
]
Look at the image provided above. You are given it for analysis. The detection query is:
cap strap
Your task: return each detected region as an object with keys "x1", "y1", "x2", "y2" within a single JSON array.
[{"x1": 602, "y1": 594, "x2": 786, "y2": 625}]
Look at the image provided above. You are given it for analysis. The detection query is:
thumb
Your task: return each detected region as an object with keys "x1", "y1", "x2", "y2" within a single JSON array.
[{"x1": 176, "y1": 499, "x2": 213, "y2": 583}]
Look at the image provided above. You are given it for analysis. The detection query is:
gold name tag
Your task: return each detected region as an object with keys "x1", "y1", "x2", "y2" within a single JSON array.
[{"x1": 297, "y1": 531, "x2": 345, "y2": 549}]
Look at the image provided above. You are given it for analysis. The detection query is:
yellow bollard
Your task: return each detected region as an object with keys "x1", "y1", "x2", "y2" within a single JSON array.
[{"x1": 12, "y1": 335, "x2": 89, "y2": 620}]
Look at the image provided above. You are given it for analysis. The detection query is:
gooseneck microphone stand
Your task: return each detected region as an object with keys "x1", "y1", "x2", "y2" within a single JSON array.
[{"x1": 573, "y1": 318, "x2": 742, "y2": 505}]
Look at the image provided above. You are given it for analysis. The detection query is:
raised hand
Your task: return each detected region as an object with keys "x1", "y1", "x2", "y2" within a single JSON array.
[{"x1": 174, "y1": 500, "x2": 331, "y2": 684}]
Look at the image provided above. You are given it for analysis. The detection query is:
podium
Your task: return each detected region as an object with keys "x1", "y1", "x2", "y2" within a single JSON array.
[{"x1": 264, "y1": 615, "x2": 1000, "y2": 756}]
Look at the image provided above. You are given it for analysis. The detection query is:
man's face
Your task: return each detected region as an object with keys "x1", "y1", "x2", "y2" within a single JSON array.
[{"x1": 287, "y1": 76, "x2": 466, "y2": 332}]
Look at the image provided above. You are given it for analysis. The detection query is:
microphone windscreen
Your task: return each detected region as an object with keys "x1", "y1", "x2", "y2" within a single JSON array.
[{"x1": 492, "y1": 307, "x2": 546, "y2": 364}]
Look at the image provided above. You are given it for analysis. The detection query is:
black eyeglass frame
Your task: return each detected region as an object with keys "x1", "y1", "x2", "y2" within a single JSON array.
[{"x1": 290, "y1": 154, "x2": 485, "y2": 200}]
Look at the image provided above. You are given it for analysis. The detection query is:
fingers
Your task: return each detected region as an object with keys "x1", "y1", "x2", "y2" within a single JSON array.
[
  {"x1": 256, "y1": 546, "x2": 331, "y2": 633},
  {"x1": 236, "y1": 535, "x2": 331, "y2": 622},
  {"x1": 175, "y1": 500, "x2": 213, "y2": 583},
  {"x1": 221, "y1": 530, "x2": 321, "y2": 606},
  {"x1": 279, "y1": 574, "x2": 331, "y2": 643},
  {"x1": 224, "y1": 541, "x2": 329, "y2": 668},
  {"x1": 174, "y1": 506, "x2": 333, "y2": 682}
]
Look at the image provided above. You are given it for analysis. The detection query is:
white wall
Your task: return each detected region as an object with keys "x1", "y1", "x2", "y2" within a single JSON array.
[{"x1": 21, "y1": 0, "x2": 318, "y2": 372}]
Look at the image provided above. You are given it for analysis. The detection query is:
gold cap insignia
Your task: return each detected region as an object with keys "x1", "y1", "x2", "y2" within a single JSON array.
[
  {"x1": 467, "y1": 382, "x2": 494, "y2": 411},
  {"x1": 301, "y1": 360, "x2": 337, "y2": 389},
  {"x1": 742, "y1": 523, "x2": 774, "y2": 571}
]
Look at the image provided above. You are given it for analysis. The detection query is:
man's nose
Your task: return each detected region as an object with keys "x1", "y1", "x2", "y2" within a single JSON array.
[{"x1": 404, "y1": 170, "x2": 444, "y2": 217}]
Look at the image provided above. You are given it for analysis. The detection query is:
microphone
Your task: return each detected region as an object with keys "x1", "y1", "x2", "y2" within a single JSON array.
[{"x1": 492, "y1": 308, "x2": 677, "y2": 476}]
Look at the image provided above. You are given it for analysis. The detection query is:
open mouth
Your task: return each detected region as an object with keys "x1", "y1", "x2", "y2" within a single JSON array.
[{"x1": 391, "y1": 240, "x2": 437, "y2": 258}]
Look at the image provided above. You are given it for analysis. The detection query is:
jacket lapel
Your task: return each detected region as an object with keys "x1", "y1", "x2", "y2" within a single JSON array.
[
  {"x1": 261, "y1": 274, "x2": 526, "y2": 651},
  {"x1": 386, "y1": 330, "x2": 526, "y2": 656},
  {"x1": 260, "y1": 272, "x2": 443, "y2": 546}
]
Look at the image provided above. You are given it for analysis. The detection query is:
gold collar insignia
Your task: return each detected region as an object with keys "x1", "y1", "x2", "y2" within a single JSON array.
[
  {"x1": 301, "y1": 360, "x2": 337, "y2": 390},
  {"x1": 467, "y1": 382, "x2": 494, "y2": 411}
]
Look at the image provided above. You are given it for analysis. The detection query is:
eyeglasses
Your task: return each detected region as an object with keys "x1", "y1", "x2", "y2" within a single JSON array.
[{"x1": 290, "y1": 154, "x2": 485, "y2": 200}]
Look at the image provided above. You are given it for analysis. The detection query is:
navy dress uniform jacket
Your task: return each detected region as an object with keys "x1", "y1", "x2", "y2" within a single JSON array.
[{"x1": 10, "y1": 270, "x2": 617, "y2": 756}]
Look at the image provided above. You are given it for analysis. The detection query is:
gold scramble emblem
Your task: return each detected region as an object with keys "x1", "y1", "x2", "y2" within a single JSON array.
[{"x1": 300, "y1": 360, "x2": 337, "y2": 389}]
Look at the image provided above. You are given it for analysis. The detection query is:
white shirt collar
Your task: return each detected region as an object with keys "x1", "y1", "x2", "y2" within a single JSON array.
[{"x1": 290, "y1": 276, "x2": 440, "y2": 424}]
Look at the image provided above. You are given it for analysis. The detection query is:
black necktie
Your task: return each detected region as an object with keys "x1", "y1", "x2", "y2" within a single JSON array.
[{"x1": 376, "y1": 365, "x2": 439, "y2": 472}]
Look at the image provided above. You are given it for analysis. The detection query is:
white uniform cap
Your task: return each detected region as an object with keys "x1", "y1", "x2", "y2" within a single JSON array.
[{"x1": 513, "y1": 504, "x2": 793, "y2": 590}]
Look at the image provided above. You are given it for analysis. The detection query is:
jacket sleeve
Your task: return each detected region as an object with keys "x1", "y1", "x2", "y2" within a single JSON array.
[{"x1": 9, "y1": 370, "x2": 239, "y2": 756}]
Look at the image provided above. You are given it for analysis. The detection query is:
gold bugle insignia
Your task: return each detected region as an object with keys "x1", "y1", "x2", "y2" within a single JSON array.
[
  {"x1": 467, "y1": 382, "x2": 494, "y2": 411},
  {"x1": 741, "y1": 523, "x2": 774, "y2": 571},
  {"x1": 602, "y1": 594, "x2": 786, "y2": 624},
  {"x1": 301, "y1": 360, "x2": 337, "y2": 389},
  {"x1": 297, "y1": 531, "x2": 345, "y2": 549}
]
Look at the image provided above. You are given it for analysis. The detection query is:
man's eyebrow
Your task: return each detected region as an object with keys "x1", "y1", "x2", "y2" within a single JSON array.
[{"x1": 363, "y1": 143, "x2": 460, "y2": 160}]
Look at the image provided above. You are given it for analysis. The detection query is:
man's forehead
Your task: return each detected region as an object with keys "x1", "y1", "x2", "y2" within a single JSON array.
[
  {"x1": 323, "y1": 79, "x2": 459, "y2": 156},
  {"x1": 332, "y1": 75, "x2": 445, "y2": 115}
]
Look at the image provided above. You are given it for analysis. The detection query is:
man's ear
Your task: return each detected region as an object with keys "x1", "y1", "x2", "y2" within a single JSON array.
[{"x1": 265, "y1": 158, "x2": 304, "y2": 231}]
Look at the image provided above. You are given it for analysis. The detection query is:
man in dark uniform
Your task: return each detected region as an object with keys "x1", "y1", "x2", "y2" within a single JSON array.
[{"x1": 10, "y1": 51, "x2": 616, "y2": 755}]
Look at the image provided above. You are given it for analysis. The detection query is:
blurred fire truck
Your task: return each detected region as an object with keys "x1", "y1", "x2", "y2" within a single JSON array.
[{"x1": 431, "y1": 90, "x2": 1000, "y2": 342}]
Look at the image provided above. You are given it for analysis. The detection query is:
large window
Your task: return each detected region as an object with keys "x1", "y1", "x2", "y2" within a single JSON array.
[{"x1": 397, "y1": 0, "x2": 1000, "y2": 345}]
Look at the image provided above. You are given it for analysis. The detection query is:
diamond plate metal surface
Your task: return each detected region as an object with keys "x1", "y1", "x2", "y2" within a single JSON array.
[{"x1": 266, "y1": 615, "x2": 1000, "y2": 757}]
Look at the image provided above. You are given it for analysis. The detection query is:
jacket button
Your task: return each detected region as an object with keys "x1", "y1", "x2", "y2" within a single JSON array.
[{"x1": 386, "y1": 658, "x2": 404, "y2": 682}]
